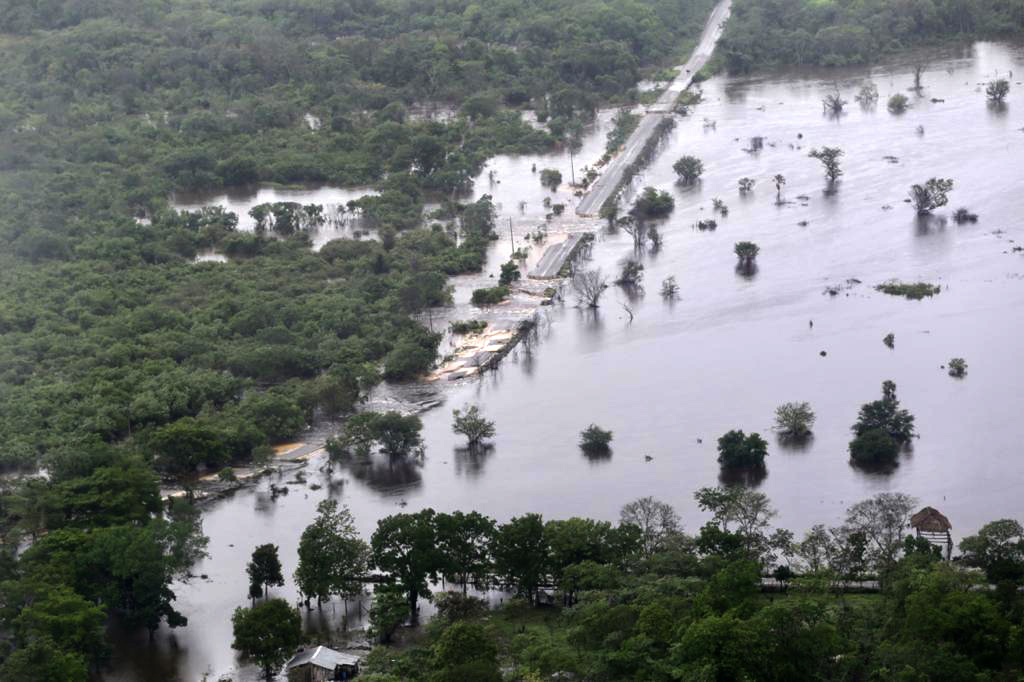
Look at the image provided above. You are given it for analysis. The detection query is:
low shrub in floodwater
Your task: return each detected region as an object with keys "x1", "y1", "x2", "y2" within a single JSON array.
[{"x1": 875, "y1": 281, "x2": 941, "y2": 300}]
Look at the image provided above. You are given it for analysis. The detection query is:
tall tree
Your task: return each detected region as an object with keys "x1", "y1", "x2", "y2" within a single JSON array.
[
  {"x1": 371, "y1": 509, "x2": 443, "y2": 612},
  {"x1": 247, "y1": 544, "x2": 285, "y2": 599},
  {"x1": 492, "y1": 513, "x2": 548, "y2": 604},
  {"x1": 434, "y1": 511, "x2": 496, "y2": 593},
  {"x1": 294, "y1": 501, "x2": 370, "y2": 608}
]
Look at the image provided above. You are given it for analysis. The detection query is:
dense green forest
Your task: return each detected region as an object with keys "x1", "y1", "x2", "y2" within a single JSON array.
[
  {"x1": 720, "y1": 0, "x2": 1024, "y2": 70},
  {"x1": 0, "y1": 0, "x2": 715, "y2": 471},
  {"x1": 230, "y1": 489, "x2": 1024, "y2": 681}
]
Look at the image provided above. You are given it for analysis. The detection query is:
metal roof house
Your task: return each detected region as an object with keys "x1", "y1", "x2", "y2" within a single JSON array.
[{"x1": 285, "y1": 646, "x2": 360, "y2": 681}]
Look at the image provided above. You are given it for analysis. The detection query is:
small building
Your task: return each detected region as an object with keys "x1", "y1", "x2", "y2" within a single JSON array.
[
  {"x1": 285, "y1": 646, "x2": 360, "y2": 682},
  {"x1": 910, "y1": 506, "x2": 953, "y2": 560}
]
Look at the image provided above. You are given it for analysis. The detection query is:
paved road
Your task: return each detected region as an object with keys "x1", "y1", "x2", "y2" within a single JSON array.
[{"x1": 575, "y1": 0, "x2": 732, "y2": 216}]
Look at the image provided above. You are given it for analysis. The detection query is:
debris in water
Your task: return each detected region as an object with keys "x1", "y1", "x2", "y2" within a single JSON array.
[
  {"x1": 644, "y1": 455, "x2": 653, "y2": 462},
  {"x1": 820, "y1": 350, "x2": 828, "y2": 357}
]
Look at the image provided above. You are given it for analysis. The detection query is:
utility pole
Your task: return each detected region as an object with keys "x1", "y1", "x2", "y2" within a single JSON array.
[
  {"x1": 568, "y1": 144, "x2": 576, "y2": 186},
  {"x1": 509, "y1": 217, "x2": 515, "y2": 255}
]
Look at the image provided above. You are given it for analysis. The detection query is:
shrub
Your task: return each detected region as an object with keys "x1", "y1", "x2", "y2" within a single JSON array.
[
  {"x1": 579, "y1": 425, "x2": 613, "y2": 453},
  {"x1": 450, "y1": 320, "x2": 488, "y2": 335},
  {"x1": 908, "y1": 178, "x2": 954, "y2": 214},
  {"x1": 631, "y1": 186, "x2": 675, "y2": 219},
  {"x1": 948, "y1": 357, "x2": 967, "y2": 378},
  {"x1": 499, "y1": 260, "x2": 521, "y2": 286},
  {"x1": 887, "y1": 93, "x2": 909, "y2": 113},
  {"x1": 875, "y1": 281, "x2": 941, "y2": 300},
  {"x1": 471, "y1": 286, "x2": 510, "y2": 305},
  {"x1": 452, "y1": 405, "x2": 496, "y2": 446},
  {"x1": 734, "y1": 241, "x2": 759, "y2": 265},
  {"x1": 986, "y1": 79, "x2": 1010, "y2": 103}
]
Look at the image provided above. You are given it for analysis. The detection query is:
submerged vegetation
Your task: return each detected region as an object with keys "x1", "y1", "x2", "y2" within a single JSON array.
[{"x1": 876, "y1": 281, "x2": 943, "y2": 300}]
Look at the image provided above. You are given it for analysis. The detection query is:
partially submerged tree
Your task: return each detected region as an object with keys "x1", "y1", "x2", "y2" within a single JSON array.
[
  {"x1": 539, "y1": 168, "x2": 562, "y2": 190},
  {"x1": 840, "y1": 492, "x2": 917, "y2": 578},
  {"x1": 887, "y1": 93, "x2": 909, "y2": 113},
  {"x1": 579, "y1": 425, "x2": 613, "y2": 454},
  {"x1": 821, "y1": 86, "x2": 846, "y2": 116},
  {"x1": 616, "y1": 258, "x2": 644, "y2": 286},
  {"x1": 909, "y1": 178, "x2": 954, "y2": 214},
  {"x1": 716, "y1": 430, "x2": 768, "y2": 469},
  {"x1": 660, "y1": 276, "x2": 680, "y2": 299},
  {"x1": 948, "y1": 357, "x2": 968, "y2": 378},
  {"x1": 451, "y1": 405, "x2": 496, "y2": 447},
  {"x1": 849, "y1": 428, "x2": 900, "y2": 467},
  {"x1": 498, "y1": 260, "x2": 520, "y2": 286},
  {"x1": 774, "y1": 402, "x2": 816, "y2": 439},
  {"x1": 673, "y1": 155, "x2": 704, "y2": 184},
  {"x1": 572, "y1": 268, "x2": 608, "y2": 308},
  {"x1": 855, "y1": 81, "x2": 879, "y2": 104},
  {"x1": 808, "y1": 147, "x2": 844, "y2": 184},
  {"x1": 631, "y1": 187, "x2": 675, "y2": 219},
  {"x1": 738, "y1": 177, "x2": 755, "y2": 193},
  {"x1": 986, "y1": 79, "x2": 1010, "y2": 103},
  {"x1": 295, "y1": 501, "x2": 370, "y2": 609},
  {"x1": 851, "y1": 380, "x2": 916, "y2": 446},
  {"x1": 247, "y1": 544, "x2": 285, "y2": 600},
  {"x1": 231, "y1": 599, "x2": 302, "y2": 680},
  {"x1": 734, "y1": 241, "x2": 760, "y2": 266},
  {"x1": 773, "y1": 174, "x2": 786, "y2": 203}
]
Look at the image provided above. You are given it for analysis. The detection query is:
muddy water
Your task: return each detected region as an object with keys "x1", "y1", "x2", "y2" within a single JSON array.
[
  {"x1": 172, "y1": 185, "x2": 378, "y2": 251},
  {"x1": 111, "y1": 43, "x2": 1024, "y2": 680}
]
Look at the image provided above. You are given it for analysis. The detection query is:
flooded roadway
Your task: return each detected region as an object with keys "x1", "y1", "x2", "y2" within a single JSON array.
[{"x1": 113, "y1": 42, "x2": 1024, "y2": 680}]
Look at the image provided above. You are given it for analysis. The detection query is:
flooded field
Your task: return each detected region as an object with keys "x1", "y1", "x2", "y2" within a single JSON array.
[{"x1": 111, "y1": 43, "x2": 1024, "y2": 680}]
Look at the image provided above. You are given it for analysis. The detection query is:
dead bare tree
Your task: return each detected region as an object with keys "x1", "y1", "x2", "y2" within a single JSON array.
[{"x1": 572, "y1": 268, "x2": 608, "y2": 308}]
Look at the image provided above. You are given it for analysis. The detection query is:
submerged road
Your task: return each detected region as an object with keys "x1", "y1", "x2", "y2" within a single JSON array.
[{"x1": 575, "y1": 0, "x2": 732, "y2": 216}]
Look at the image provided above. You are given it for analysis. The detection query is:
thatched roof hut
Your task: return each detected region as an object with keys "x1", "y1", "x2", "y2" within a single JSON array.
[{"x1": 910, "y1": 506, "x2": 952, "y2": 533}]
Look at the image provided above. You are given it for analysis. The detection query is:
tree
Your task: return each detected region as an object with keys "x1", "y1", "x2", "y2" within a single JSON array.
[
  {"x1": 948, "y1": 357, "x2": 967, "y2": 378},
  {"x1": 247, "y1": 544, "x2": 284, "y2": 599},
  {"x1": 773, "y1": 174, "x2": 786, "y2": 203},
  {"x1": 368, "y1": 586, "x2": 410, "y2": 644},
  {"x1": 492, "y1": 513, "x2": 548, "y2": 604},
  {"x1": 738, "y1": 177, "x2": 755, "y2": 193},
  {"x1": 498, "y1": 260, "x2": 520, "y2": 286},
  {"x1": 294, "y1": 501, "x2": 369, "y2": 608},
  {"x1": 841, "y1": 492, "x2": 917, "y2": 576},
  {"x1": 695, "y1": 486, "x2": 777, "y2": 562},
  {"x1": 821, "y1": 87, "x2": 846, "y2": 115},
  {"x1": 851, "y1": 380, "x2": 916, "y2": 445},
  {"x1": 372, "y1": 411, "x2": 424, "y2": 457},
  {"x1": 579, "y1": 424, "x2": 613, "y2": 454},
  {"x1": 660, "y1": 276, "x2": 680, "y2": 299},
  {"x1": 673, "y1": 155, "x2": 704, "y2": 184},
  {"x1": 572, "y1": 269, "x2": 608, "y2": 308},
  {"x1": 909, "y1": 178, "x2": 954, "y2": 214},
  {"x1": 371, "y1": 509, "x2": 442, "y2": 612},
  {"x1": 849, "y1": 428, "x2": 900, "y2": 466},
  {"x1": 431, "y1": 621, "x2": 500, "y2": 680},
  {"x1": 986, "y1": 79, "x2": 1010, "y2": 103},
  {"x1": 734, "y1": 241, "x2": 760, "y2": 266},
  {"x1": 959, "y1": 519, "x2": 1024, "y2": 583},
  {"x1": 855, "y1": 81, "x2": 879, "y2": 104},
  {"x1": 434, "y1": 511, "x2": 496, "y2": 593},
  {"x1": 888, "y1": 93, "x2": 909, "y2": 113},
  {"x1": 0, "y1": 636, "x2": 88, "y2": 682},
  {"x1": 12, "y1": 584, "x2": 108, "y2": 667},
  {"x1": 808, "y1": 147, "x2": 843, "y2": 183},
  {"x1": 616, "y1": 258, "x2": 644, "y2": 285},
  {"x1": 774, "y1": 402, "x2": 815, "y2": 438},
  {"x1": 716, "y1": 430, "x2": 768, "y2": 469},
  {"x1": 452, "y1": 405, "x2": 496, "y2": 448},
  {"x1": 631, "y1": 187, "x2": 674, "y2": 218},
  {"x1": 231, "y1": 599, "x2": 302, "y2": 680},
  {"x1": 620, "y1": 497, "x2": 681, "y2": 559},
  {"x1": 539, "y1": 168, "x2": 562, "y2": 190}
]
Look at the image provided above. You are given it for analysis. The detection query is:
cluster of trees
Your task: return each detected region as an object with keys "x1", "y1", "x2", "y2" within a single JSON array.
[
  {"x1": 317, "y1": 490, "x2": 1024, "y2": 681},
  {"x1": 0, "y1": 453, "x2": 208, "y2": 679},
  {"x1": 721, "y1": 0, "x2": 1024, "y2": 71}
]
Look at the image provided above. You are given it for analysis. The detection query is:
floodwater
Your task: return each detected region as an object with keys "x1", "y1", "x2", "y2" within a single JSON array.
[
  {"x1": 110, "y1": 43, "x2": 1024, "y2": 680},
  {"x1": 172, "y1": 185, "x2": 378, "y2": 251}
]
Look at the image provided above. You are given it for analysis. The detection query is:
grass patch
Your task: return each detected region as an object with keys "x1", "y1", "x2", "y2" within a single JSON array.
[{"x1": 875, "y1": 280, "x2": 941, "y2": 300}]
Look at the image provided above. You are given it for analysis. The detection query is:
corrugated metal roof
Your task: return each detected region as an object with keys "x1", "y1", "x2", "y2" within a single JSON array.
[{"x1": 286, "y1": 645, "x2": 360, "y2": 670}]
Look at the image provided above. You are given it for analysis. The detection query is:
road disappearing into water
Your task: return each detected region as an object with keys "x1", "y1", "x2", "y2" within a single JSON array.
[{"x1": 575, "y1": 0, "x2": 732, "y2": 216}]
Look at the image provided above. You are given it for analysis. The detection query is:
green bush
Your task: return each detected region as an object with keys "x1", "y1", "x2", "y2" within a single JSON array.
[{"x1": 471, "y1": 286, "x2": 510, "y2": 305}]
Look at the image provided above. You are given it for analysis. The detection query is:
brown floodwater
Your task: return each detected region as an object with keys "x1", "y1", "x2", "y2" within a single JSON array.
[{"x1": 110, "y1": 43, "x2": 1024, "y2": 680}]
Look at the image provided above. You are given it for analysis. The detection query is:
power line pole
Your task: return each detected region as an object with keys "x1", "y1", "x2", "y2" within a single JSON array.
[{"x1": 509, "y1": 217, "x2": 515, "y2": 255}]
